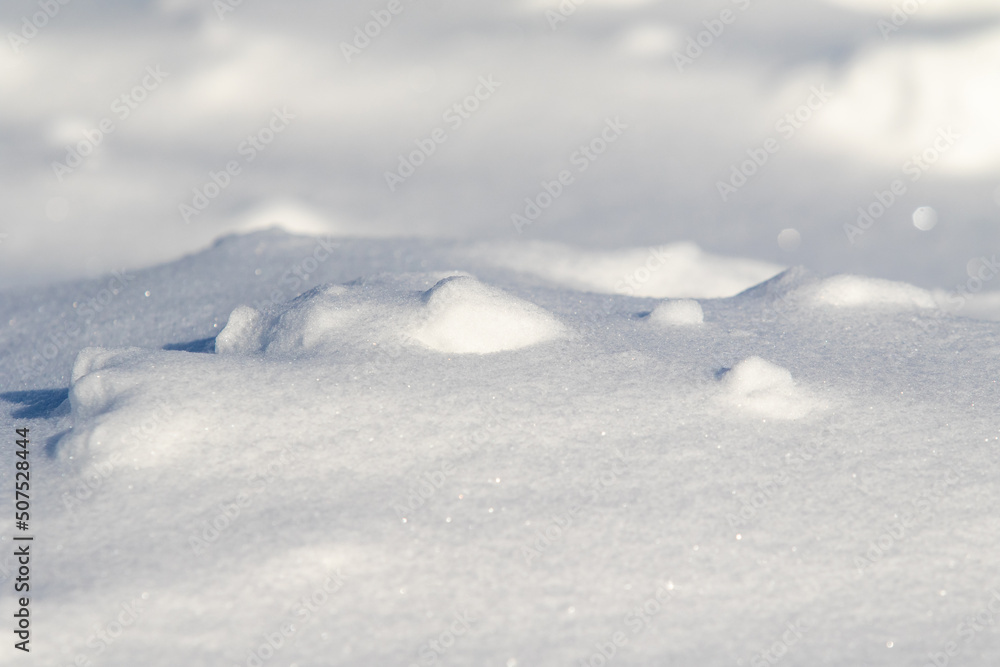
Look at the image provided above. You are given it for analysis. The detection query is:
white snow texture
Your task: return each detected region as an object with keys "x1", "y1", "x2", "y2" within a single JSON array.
[{"x1": 1, "y1": 230, "x2": 999, "y2": 667}]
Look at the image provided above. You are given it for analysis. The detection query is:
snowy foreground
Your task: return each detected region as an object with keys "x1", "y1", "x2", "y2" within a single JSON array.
[{"x1": 2, "y1": 230, "x2": 1000, "y2": 667}]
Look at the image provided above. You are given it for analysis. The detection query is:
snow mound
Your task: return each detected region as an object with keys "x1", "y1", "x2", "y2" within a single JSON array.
[
  {"x1": 215, "y1": 305, "x2": 269, "y2": 354},
  {"x1": 410, "y1": 276, "x2": 565, "y2": 354},
  {"x1": 800, "y1": 275, "x2": 936, "y2": 309},
  {"x1": 467, "y1": 240, "x2": 784, "y2": 298},
  {"x1": 217, "y1": 282, "x2": 407, "y2": 357},
  {"x1": 69, "y1": 346, "x2": 149, "y2": 420},
  {"x1": 215, "y1": 276, "x2": 564, "y2": 357},
  {"x1": 720, "y1": 356, "x2": 820, "y2": 419},
  {"x1": 71, "y1": 345, "x2": 134, "y2": 384},
  {"x1": 258, "y1": 286, "x2": 369, "y2": 356},
  {"x1": 650, "y1": 299, "x2": 704, "y2": 325},
  {"x1": 63, "y1": 346, "x2": 199, "y2": 466}
]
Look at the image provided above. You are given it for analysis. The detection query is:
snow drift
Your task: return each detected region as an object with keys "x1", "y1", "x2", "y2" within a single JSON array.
[{"x1": 2, "y1": 231, "x2": 999, "y2": 667}]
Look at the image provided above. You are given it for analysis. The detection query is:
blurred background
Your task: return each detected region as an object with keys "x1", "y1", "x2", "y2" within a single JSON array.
[{"x1": 1, "y1": 0, "x2": 998, "y2": 288}]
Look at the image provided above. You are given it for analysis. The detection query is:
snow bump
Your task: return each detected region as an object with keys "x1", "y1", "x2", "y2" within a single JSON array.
[
  {"x1": 68, "y1": 346, "x2": 147, "y2": 422},
  {"x1": 719, "y1": 356, "x2": 821, "y2": 420},
  {"x1": 410, "y1": 276, "x2": 565, "y2": 354},
  {"x1": 217, "y1": 285, "x2": 364, "y2": 356},
  {"x1": 216, "y1": 305, "x2": 268, "y2": 355},
  {"x1": 650, "y1": 299, "x2": 704, "y2": 326},
  {"x1": 801, "y1": 275, "x2": 936, "y2": 310}
]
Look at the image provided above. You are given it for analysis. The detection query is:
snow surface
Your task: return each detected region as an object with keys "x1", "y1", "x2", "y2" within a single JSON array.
[{"x1": 3, "y1": 229, "x2": 1000, "y2": 666}]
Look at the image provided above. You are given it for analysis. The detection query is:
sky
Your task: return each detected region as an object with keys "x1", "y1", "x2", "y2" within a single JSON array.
[{"x1": 1, "y1": 0, "x2": 999, "y2": 288}]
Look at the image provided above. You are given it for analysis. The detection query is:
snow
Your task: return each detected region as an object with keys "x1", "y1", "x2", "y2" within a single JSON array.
[
  {"x1": 719, "y1": 356, "x2": 822, "y2": 420},
  {"x1": 216, "y1": 274, "x2": 566, "y2": 357},
  {"x1": 802, "y1": 274, "x2": 938, "y2": 310},
  {"x1": 411, "y1": 276, "x2": 566, "y2": 354},
  {"x1": 649, "y1": 299, "x2": 704, "y2": 326},
  {"x1": 3, "y1": 229, "x2": 1000, "y2": 666},
  {"x1": 215, "y1": 305, "x2": 270, "y2": 355}
]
